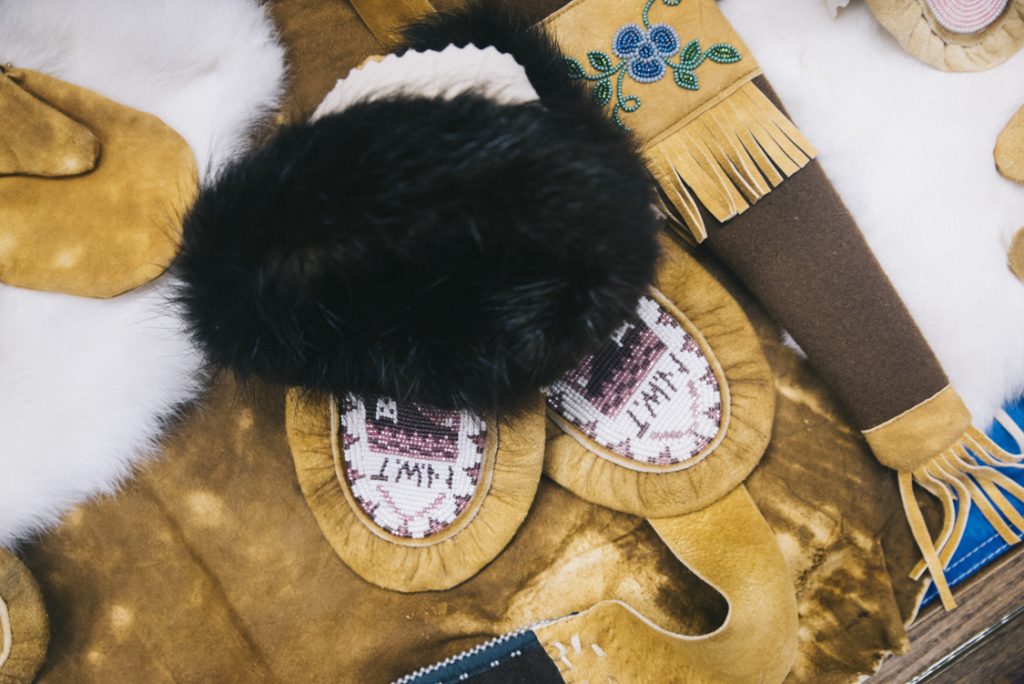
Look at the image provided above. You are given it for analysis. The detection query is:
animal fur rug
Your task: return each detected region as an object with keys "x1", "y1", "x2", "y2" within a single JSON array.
[
  {"x1": 721, "y1": 0, "x2": 1024, "y2": 428},
  {"x1": 0, "y1": 0, "x2": 285, "y2": 547}
]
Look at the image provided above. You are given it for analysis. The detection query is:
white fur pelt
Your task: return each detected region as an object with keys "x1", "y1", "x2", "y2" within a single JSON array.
[
  {"x1": 0, "y1": 0, "x2": 285, "y2": 547},
  {"x1": 721, "y1": 0, "x2": 1024, "y2": 428}
]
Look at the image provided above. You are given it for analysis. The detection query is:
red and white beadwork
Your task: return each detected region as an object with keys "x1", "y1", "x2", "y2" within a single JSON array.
[
  {"x1": 339, "y1": 394, "x2": 487, "y2": 539},
  {"x1": 545, "y1": 295, "x2": 723, "y2": 467},
  {"x1": 926, "y1": 0, "x2": 1008, "y2": 33}
]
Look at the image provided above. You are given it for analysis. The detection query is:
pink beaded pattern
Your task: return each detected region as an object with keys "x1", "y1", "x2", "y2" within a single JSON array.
[
  {"x1": 545, "y1": 295, "x2": 722, "y2": 466},
  {"x1": 340, "y1": 393, "x2": 487, "y2": 539},
  {"x1": 926, "y1": 0, "x2": 1008, "y2": 33}
]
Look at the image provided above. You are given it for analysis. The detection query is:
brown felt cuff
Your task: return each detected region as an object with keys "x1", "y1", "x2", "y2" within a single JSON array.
[
  {"x1": 702, "y1": 78, "x2": 950, "y2": 431},
  {"x1": 863, "y1": 386, "x2": 972, "y2": 471}
]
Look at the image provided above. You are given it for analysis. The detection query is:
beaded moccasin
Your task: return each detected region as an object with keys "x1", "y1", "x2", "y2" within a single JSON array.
[
  {"x1": 864, "y1": 0, "x2": 1024, "y2": 71},
  {"x1": 0, "y1": 550, "x2": 47, "y2": 684},
  {"x1": 287, "y1": 392, "x2": 544, "y2": 592},
  {"x1": 544, "y1": 231, "x2": 775, "y2": 519}
]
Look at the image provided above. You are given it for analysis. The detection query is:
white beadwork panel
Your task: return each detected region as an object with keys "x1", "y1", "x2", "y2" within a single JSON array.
[
  {"x1": 340, "y1": 394, "x2": 487, "y2": 539},
  {"x1": 545, "y1": 295, "x2": 723, "y2": 466}
]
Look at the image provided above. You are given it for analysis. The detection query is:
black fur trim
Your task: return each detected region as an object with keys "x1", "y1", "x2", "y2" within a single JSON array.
[
  {"x1": 398, "y1": 0, "x2": 585, "y2": 111},
  {"x1": 176, "y1": 12, "x2": 660, "y2": 415}
]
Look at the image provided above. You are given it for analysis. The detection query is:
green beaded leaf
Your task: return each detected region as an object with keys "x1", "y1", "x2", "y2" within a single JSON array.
[
  {"x1": 673, "y1": 67, "x2": 698, "y2": 91},
  {"x1": 706, "y1": 44, "x2": 741, "y2": 64},
  {"x1": 588, "y1": 50, "x2": 614, "y2": 72},
  {"x1": 565, "y1": 57, "x2": 586, "y2": 79},
  {"x1": 569, "y1": 1, "x2": 738, "y2": 130},
  {"x1": 680, "y1": 39, "x2": 704, "y2": 69}
]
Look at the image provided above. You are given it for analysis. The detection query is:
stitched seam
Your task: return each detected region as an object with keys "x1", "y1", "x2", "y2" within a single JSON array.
[
  {"x1": 550, "y1": 633, "x2": 608, "y2": 675},
  {"x1": 863, "y1": 385, "x2": 951, "y2": 434},
  {"x1": 952, "y1": 541, "x2": 1014, "y2": 583},
  {"x1": 946, "y1": 534, "x2": 1002, "y2": 575}
]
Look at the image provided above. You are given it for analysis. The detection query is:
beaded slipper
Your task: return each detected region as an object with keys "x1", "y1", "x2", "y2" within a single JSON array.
[
  {"x1": 543, "y1": 231, "x2": 775, "y2": 518},
  {"x1": 0, "y1": 550, "x2": 48, "y2": 684},
  {"x1": 864, "y1": 0, "x2": 1023, "y2": 71},
  {"x1": 286, "y1": 391, "x2": 545, "y2": 592}
]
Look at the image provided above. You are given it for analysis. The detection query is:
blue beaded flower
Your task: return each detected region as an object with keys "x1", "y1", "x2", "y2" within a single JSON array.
[
  {"x1": 563, "y1": 0, "x2": 742, "y2": 130},
  {"x1": 613, "y1": 23, "x2": 680, "y2": 84}
]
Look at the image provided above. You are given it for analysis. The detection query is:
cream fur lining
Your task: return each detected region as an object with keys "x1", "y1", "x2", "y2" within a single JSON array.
[{"x1": 312, "y1": 45, "x2": 538, "y2": 120}]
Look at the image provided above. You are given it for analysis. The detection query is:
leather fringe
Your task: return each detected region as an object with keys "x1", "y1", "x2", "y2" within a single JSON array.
[
  {"x1": 645, "y1": 81, "x2": 817, "y2": 243},
  {"x1": 899, "y1": 416, "x2": 1024, "y2": 610}
]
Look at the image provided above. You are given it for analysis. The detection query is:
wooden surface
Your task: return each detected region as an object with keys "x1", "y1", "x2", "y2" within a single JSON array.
[{"x1": 871, "y1": 546, "x2": 1024, "y2": 683}]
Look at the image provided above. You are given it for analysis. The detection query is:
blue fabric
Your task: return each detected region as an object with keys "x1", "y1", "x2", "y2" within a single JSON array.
[{"x1": 921, "y1": 398, "x2": 1024, "y2": 606}]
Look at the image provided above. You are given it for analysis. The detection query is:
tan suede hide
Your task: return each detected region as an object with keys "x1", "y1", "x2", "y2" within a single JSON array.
[
  {"x1": 1010, "y1": 228, "x2": 1024, "y2": 281},
  {"x1": 998, "y1": 109, "x2": 1024, "y2": 279},
  {"x1": 18, "y1": 1, "x2": 932, "y2": 682},
  {"x1": 0, "y1": 68, "x2": 198, "y2": 299},
  {"x1": 0, "y1": 70, "x2": 98, "y2": 178},
  {"x1": 864, "y1": 386, "x2": 973, "y2": 471},
  {"x1": 998, "y1": 105, "x2": 1024, "y2": 184}
]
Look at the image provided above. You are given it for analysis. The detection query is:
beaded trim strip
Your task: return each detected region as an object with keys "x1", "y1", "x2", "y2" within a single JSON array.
[
  {"x1": 339, "y1": 394, "x2": 488, "y2": 540},
  {"x1": 926, "y1": 0, "x2": 1009, "y2": 33},
  {"x1": 0, "y1": 593, "x2": 11, "y2": 669},
  {"x1": 393, "y1": 626, "x2": 547, "y2": 684},
  {"x1": 565, "y1": 0, "x2": 741, "y2": 129},
  {"x1": 545, "y1": 295, "x2": 723, "y2": 467}
]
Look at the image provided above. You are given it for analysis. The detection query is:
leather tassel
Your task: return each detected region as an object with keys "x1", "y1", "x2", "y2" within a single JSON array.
[{"x1": 898, "y1": 421, "x2": 1024, "y2": 610}]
